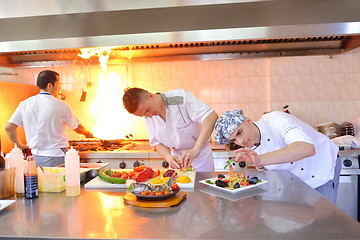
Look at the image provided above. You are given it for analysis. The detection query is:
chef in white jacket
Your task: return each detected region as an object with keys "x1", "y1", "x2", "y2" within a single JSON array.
[
  {"x1": 123, "y1": 88, "x2": 218, "y2": 172},
  {"x1": 215, "y1": 109, "x2": 340, "y2": 203}
]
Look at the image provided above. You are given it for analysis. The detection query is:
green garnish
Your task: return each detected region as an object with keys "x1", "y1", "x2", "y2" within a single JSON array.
[
  {"x1": 224, "y1": 158, "x2": 236, "y2": 169},
  {"x1": 205, "y1": 180, "x2": 214, "y2": 184}
]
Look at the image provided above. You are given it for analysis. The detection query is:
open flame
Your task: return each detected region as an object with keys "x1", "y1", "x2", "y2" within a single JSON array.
[{"x1": 79, "y1": 47, "x2": 132, "y2": 140}]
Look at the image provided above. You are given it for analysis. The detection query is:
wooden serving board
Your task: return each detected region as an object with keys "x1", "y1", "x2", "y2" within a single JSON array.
[{"x1": 123, "y1": 191, "x2": 187, "y2": 208}]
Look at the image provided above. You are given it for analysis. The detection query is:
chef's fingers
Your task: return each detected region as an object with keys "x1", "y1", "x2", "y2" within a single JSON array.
[
  {"x1": 234, "y1": 147, "x2": 252, "y2": 154},
  {"x1": 170, "y1": 156, "x2": 182, "y2": 169}
]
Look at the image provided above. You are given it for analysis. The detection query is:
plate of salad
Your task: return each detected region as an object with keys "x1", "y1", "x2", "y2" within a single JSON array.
[{"x1": 199, "y1": 166, "x2": 267, "y2": 194}]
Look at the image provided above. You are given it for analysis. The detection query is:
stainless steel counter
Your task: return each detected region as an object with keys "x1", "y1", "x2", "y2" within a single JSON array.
[{"x1": 0, "y1": 170, "x2": 359, "y2": 239}]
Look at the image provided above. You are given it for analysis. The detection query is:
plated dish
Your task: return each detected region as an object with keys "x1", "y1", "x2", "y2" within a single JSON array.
[
  {"x1": 0, "y1": 200, "x2": 16, "y2": 211},
  {"x1": 199, "y1": 177, "x2": 268, "y2": 194},
  {"x1": 131, "y1": 188, "x2": 180, "y2": 201}
]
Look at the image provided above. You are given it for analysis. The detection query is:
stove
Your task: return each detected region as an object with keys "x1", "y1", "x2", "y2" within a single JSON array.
[
  {"x1": 337, "y1": 148, "x2": 360, "y2": 221},
  {"x1": 69, "y1": 139, "x2": 134, "y2": 152},
  {"x1": 70, "y1": 139, "x2": 170, "y2": 170}
]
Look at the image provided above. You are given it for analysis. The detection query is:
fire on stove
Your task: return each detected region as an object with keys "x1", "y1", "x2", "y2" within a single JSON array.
[{"x1": 69, "y1": 139, "x2": 134, "y2": 152}]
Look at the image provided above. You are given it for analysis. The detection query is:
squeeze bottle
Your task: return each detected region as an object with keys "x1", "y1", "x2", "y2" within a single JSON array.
[
  {"x1": 65, "y1": 147, "x2": 80, "y2": 197},
  {"x1": 9, "y1": 145, "x2": 25, "y2": 196}
]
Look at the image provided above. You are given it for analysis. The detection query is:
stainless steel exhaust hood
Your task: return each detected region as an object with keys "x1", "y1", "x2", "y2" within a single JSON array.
[{"x1": 1, "y1": 0, "x2": 360, "y2": 67}]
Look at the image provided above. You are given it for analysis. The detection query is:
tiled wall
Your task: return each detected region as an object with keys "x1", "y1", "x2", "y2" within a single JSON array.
[{"x1": 2, "y1": 47, "x2": 360, "y2": 140}]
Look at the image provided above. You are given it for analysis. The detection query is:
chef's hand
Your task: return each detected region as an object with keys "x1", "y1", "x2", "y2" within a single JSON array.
[
  {"x1": 165, "y1": 155, "x2": 182, "y2": 169},
  {"x1": 17, "y1": 142, "x2": 29, "y2": 150},
  {"x1": 180, "y1": 148, "x2": 200, "y2": 169},
  {"x1": 234, "y1": 148, "x2": 263, "y2": 170},
  {"x1": 84, "y1": 131, "x2": 94, "y2": 138}
]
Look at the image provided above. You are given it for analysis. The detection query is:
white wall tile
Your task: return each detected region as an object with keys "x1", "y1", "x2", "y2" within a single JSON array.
[
  {"x1": 151, "y1": 62, "x2": 171, "y2": 80},
  {"x1": 209, "y1": 78, "x2": 229, "y2": 104},
  {"x1": 332, "y1": 54, "x2": 354, "y2": 74},
  {"x1": 248, "y1": 76, "x2": 269, "y2": 102},
  {"x1": 310, "y1": 101, "x2": 334, "y2": 124},
  {"x1": 332, "y1": 73, "x2": 354, "y2": 100},
  {"x1": 331, "y1": 101, "x2": 354, "y2": 123},
  {"x1": 189, "y1": 60, "x2": 209, "y2": 79},
  {"x1": 171, "y1": 61, "x2": 190, "y2": 80},
  {"x1": 310, "y1": 55, "x2": 333, "y2": 74},
  {"x1": 289, "y1": 56, "x2": 311, "y2": 75},
  {"x1": 290, "y1": 75, "x2": 312, "y2": 101},
  {"x1": 248, "y1": 58, "x2": 270, "y2": 77},
  {"x1": 208, "y1": 60, "x2": 229, "y2": 78},
  {"x1": 269, "y1": 57, "x2": 290, "y2": 76},
  {"x1": 228, "y1": 77, "x2": 249, "y2": 103},
  {"x1": 352, "y1": 73, "x2": 360, "y2": 100},
  {"x1": 354, "y1": 50, "x2": 360, "y2": 73},
  {"x1": 310, "y1": 74, "x2": 334, "y2": 101},
  {"x1": 228, "y1": 59, "x2": 249, "y2": 77},
  {"x1": 270, "y1": 76, "x2": 291, "y2": 102},
  {"x1": 191, "y1": 78, "x2": 210, "y2": 104}
]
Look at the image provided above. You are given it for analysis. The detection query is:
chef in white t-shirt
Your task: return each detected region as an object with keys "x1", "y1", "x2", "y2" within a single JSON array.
[
  {"x1": 215, "y1": 109, "x2": 341, "y2": 203},
  {"x1": 123, "y1": 88, "x2": 218, "y2": 172}
]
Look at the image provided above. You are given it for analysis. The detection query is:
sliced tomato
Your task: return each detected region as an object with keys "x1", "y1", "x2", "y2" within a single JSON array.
[
  {"x1": 121, "y1": 172, "x2": 129, "y2": 180},
  {"x1": 134, "y1": 170, "x2": 149, "y2": 183},
  {"x1": 134, "y1": 165, "x2": 146, "y2": 172},
  {"x1": 152, "y1": 169, "x2": 160, "y2": 178},
  {"x1": 127, "y1": 171, "x2": 135, "y2": 179}
]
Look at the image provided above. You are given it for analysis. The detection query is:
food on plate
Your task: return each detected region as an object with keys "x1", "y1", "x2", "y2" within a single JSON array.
[
  {"x1": 177, "y1": 176, "x2": 191, "y2": 183},
  {"x1": 128, "y1": 175, "x2": 180, "y2": 198},
  {"x1": 150, "y1": 177, "x2": 166, "y2": 185},
  {"x1": 163, "y1": 169, "x2": 177, "y2": 177},
  {"x1": 98, "y1": 170, "x2": 126, "y2": 184},
  {"x1": 207, "y1": 165, "x2": 262, "y2": 190}
]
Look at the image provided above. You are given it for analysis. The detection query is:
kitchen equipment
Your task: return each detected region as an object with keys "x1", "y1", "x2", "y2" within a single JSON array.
[
  {"x1": 37, "y1": 167, "x2": 90, "y2": 192},
  {"x1": 123, "y1": 191, "x2": 186, "y2": 208},
  {"x1": 336, "y1": 149, "x2": 360, "y2": 221},
  {"x1": 0, "y1": 168, "x2": 15, "y2": 199},
  {"x1": 65, "y1": 147, "x2": 80, "y2": 196},
  {"x1": 316, "y1": 122, "x2": 338, "y2": 139}
]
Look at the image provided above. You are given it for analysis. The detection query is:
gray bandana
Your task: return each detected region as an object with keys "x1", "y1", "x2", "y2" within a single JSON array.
[{"x1": 215, "y1": 109, "x2": 246, "y2": 145}]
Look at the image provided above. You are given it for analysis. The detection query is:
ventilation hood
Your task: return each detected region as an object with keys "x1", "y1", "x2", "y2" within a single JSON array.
[{"x1": 1, "y1": 0, "x2": 360, "y2": 67}]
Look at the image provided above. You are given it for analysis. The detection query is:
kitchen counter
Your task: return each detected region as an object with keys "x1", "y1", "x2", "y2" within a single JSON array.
[{"x1": 1, "y1": 170, "x2": 359, "y2": 239}]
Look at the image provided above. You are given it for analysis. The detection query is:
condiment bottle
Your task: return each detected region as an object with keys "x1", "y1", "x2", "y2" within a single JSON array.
[
  {"x1": 65, "y1": 147, "x2": 80, "y2": 197},
  {"x1": 24, "y1": 156, "x2": 38, "y2": 199},
  {"x1": 9, "y1": 145, "x2": 26, "y2": 196}
]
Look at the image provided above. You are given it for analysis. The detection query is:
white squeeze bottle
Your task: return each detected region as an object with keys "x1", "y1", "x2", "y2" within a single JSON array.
[
  {"x1": 65, "y1": 147, "x2": 80, "y2": 197},
  {"x1": 9, "y1": 144, "x2": 26, "y2": 196}
]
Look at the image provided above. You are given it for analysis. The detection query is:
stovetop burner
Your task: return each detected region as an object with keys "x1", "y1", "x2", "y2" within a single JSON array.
[{"x1": 69, "y1": 140, "x2": 132, "y2": 152}]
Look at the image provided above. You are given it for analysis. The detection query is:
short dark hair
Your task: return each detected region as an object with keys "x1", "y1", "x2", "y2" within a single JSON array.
[
  {"x1": 36, "y1": 70, "x2": 60, "y2": 90},
  {"x1": 122, "y1": 88, "x2": 148, "y2": 114}
]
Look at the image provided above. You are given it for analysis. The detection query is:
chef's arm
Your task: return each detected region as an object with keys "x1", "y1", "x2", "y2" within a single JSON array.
[
  {"x1": 5, "y1": 122, "x2": 28, "y2": 150},
  {"x1": 155, "y1": 144, "x2": 182, "y2": 169},
  {"x1": 258, "y1": 142, "x2": 315, "y2": 167},
  {"x1": 74, "y1": 124, "x2": 94, "y2": 138},
  {"x1": 192, "y1": 111, "x2": 219, "y2": 152},
  {"x1": 180, "y1": 111, "x2": 218, "y2": 168},
  {"x1": 235, "y1": 142, "x2": 315, "y2": 168}
]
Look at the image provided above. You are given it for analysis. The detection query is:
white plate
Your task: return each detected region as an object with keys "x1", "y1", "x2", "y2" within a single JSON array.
[
  {"x1": 0, "y1": 200, "x2": 16, "y2": 211},
  {"x1": 199, "y1": 177, "x2": 268, "y2": 194}
]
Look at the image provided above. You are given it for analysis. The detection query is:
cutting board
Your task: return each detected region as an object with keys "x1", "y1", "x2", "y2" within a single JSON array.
[
  {"x1": 84, "y1": 170, "x2": 196, "y2": 189},
  {"x1": 123, "y1": 191, "x2": 187, "y2": 208}
]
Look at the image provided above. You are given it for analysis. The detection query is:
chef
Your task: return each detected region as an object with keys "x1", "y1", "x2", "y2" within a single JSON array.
[
  {"x1": 215, "y1": 109, "x2": 341, "y2": 203},
  {"x1": 123, "y1": 88, "x2": 218, "y2": 172},
  {"x1": 5, "y1": 70, "x2": 93, "y2": 167}
]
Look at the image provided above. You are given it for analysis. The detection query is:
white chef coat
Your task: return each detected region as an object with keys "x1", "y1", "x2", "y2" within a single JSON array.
[
  {"x1": 8, "y1": 93, "x2": 80, "y2": 156},
  {"x1": 254, "y1": 111, "x2": 338, "y2": 188},
  {"x1": 144, "y1": 89, "x2": 214, "y2": 172}
]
